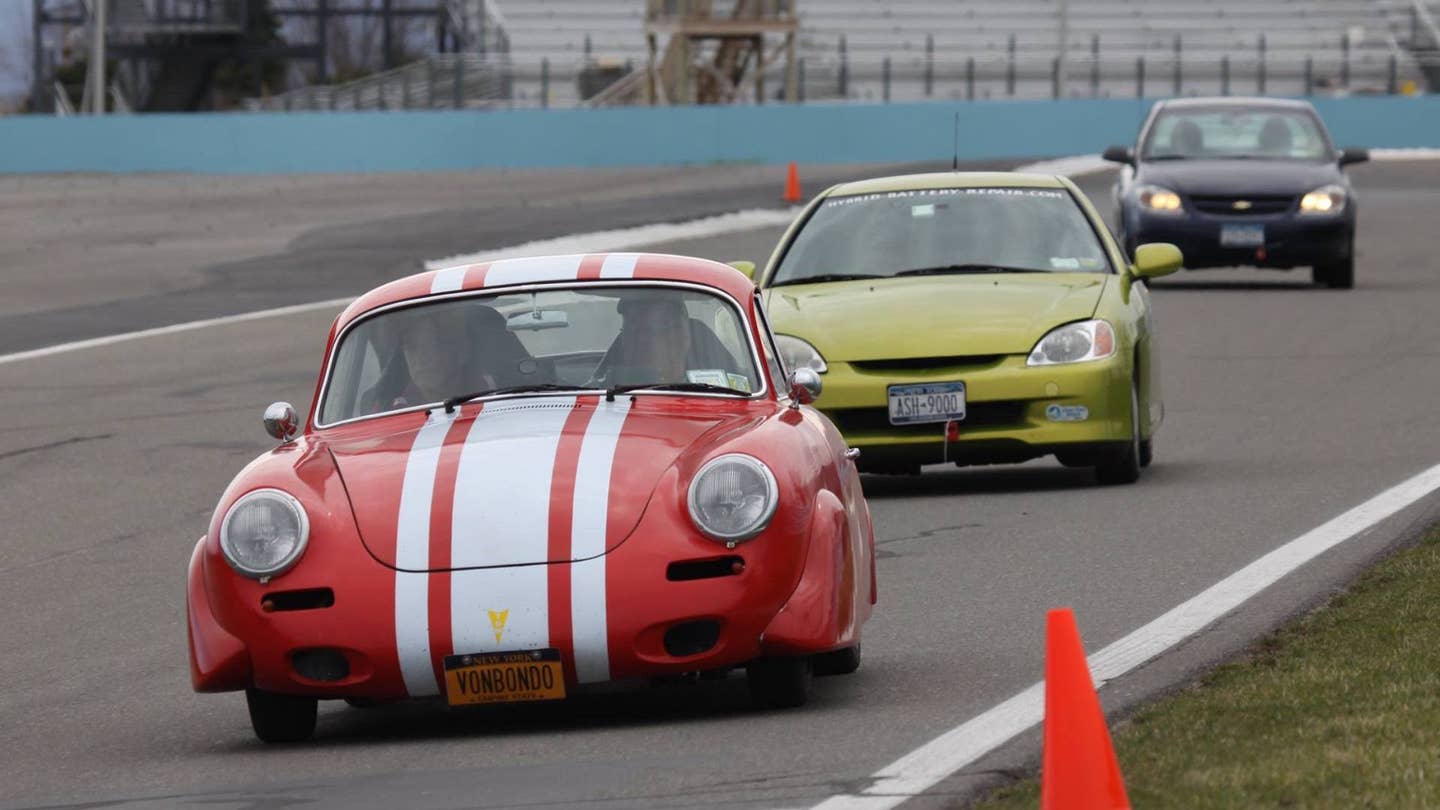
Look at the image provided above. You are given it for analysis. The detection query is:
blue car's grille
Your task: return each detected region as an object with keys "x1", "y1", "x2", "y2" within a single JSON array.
[{"x1": 1189, "y1": 194, "x2": 1296, "y2": 216}]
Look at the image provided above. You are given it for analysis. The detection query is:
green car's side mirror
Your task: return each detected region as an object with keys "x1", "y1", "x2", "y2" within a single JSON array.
[
  {"x1": 1132, "y1": 243, "x2": 1183, "y2": 280},
  {"x1": 728, "y1": 260, "x2": 757, "y2": 280}
]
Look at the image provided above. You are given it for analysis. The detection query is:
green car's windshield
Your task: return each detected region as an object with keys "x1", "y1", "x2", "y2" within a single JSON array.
[
  {"x1": 769, "y1": 187, "x2": 1112, "y2": 286},
  {"x1": 1142, "y1": 107, "x2": 1333, "y2": 161}
]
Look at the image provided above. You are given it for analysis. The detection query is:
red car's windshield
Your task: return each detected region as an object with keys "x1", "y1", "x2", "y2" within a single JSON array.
[{"x1": 318, "y1": 284, "x2": 765, "y2": 425}]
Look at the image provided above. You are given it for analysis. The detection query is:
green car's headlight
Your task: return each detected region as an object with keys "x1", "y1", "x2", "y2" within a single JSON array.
[
  {"x1": 220, "y1": 489, "x2": 310, "y2": 579},
  {"x1": 1027, "y1": 320, "x2": 1117, "y2": 366},
  {"x1": 775, "y1": 334, "x2": 828, "y2": 374}
]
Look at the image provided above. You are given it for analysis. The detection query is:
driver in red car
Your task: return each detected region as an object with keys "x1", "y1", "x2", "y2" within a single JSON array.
[{"x1": 596, "y1": 295, "x2": 741, "y2": 388}]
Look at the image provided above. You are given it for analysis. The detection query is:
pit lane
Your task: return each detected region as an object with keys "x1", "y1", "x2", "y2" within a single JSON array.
[{"x1": 2, "y1": 160, "x2": 1439, "y2": 810}]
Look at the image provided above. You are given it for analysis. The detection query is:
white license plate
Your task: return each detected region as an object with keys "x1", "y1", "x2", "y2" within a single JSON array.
[
  {"x1": 888, "y1": 382, "x2": 966, "y2": 425},
  {"x1": 1220, "y1": 223, "x2": 1265, "y2": 247}
]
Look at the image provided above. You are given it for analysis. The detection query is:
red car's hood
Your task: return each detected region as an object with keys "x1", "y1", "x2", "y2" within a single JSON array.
[{"x1": 324, "y1": 396, "x2": 749, "y2": 571}]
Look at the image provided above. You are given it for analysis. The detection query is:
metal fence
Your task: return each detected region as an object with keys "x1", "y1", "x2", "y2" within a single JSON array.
[
  {"x1": 245, "y1": 55, "x2": 512, "y2": 111},
  {"x1": 245, "y1": 47, "x2": 1435, "y2": 112}
]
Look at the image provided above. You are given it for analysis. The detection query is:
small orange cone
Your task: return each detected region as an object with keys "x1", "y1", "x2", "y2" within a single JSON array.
[
  {"x1": 1041, "y1": 608, "x2": 1131, "y2": 810},
  {"x1": 783, "y1": 161, "x2": 802, "y2": 203}
]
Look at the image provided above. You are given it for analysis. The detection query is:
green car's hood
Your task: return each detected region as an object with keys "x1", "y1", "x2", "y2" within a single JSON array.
[{"x1": 765, "y1": 274, "x2": 1110, "y2": 360}]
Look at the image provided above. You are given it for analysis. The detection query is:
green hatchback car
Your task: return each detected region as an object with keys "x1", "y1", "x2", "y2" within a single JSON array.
[{"x1": 752, "y1": 172, "x2": 1182, "y2": 484}]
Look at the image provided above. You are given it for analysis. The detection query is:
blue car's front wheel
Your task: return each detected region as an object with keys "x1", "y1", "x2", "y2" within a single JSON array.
[{"x1": 1314, "y1": 254, "x2": 1355, "y2": 290}]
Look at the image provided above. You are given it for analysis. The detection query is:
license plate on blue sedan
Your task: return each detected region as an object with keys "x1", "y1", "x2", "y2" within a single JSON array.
[
  {"x1": 888, "y1": 382, "x2": 966, "y2": 425},
  {"x1": 1220, "y1": 223, "x2": 1265, "y2": 247}
]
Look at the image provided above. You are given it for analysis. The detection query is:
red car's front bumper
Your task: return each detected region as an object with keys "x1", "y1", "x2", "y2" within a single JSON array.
[{"x1": 188, "y1": 494, "x2": 870, "y2": 699}]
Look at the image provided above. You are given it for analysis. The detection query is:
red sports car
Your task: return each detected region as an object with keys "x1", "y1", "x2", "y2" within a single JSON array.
[{"x1": 187, "y1": 252, "x2": 877, "y2": 742}]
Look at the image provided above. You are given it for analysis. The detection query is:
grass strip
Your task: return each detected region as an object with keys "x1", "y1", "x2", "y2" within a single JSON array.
[{"x1": 974, "y1": 526, "x2": 1440, "y2": 809}]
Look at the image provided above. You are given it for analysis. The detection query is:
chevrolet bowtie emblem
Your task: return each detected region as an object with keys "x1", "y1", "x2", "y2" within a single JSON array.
[
  {"x1": 1232, "y1": 200, "x2": 1253, "y2": 210},
  {"x1": 488, "y1": 609, "x2": 509, "y2": 643}
]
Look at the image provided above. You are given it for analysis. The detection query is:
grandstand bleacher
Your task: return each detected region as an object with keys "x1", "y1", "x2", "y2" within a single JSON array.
[
  {"x1": 249, "y1": 0, "x2": 1433, "y2": 111},
  {"x1": 498, "y1": 0, "x2": 1426, "y2": 103}
]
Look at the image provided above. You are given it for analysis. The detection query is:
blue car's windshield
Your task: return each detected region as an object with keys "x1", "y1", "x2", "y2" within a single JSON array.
[
  {"x1": 1142, "y1": 108, "x2": 1332, "y2": 161},
  {"x1": 769, "y1": 187, "x2": 1112, "y2": 287}
]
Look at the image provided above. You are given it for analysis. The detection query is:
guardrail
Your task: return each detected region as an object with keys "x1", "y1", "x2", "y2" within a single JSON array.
[{"x1": 11, "y1": 95, "x2": 1440, "y2": 174}]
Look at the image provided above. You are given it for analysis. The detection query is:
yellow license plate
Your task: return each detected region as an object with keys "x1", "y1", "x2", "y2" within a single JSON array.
[{"x1": 443, "y1": 648, "x2": 567, "y2": 706}]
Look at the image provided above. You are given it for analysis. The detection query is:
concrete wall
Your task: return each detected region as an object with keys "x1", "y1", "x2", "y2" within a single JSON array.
[{"x1": 1, "y1": 96, "x2": 1437, "y2": 174}]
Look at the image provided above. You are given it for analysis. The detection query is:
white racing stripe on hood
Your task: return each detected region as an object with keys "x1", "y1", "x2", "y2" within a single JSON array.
[
  {"x1": 449, "y1": 398, "x2": 578, "y2": 656},
  {"x1": 394, "y1": 410, "x2": 457, "y2": 697},
  {"x1": 484, "y1": 255, "x2": 585, "y2": 288},
  {"x1": 570, "y1": 398, "x2": 632, "y2": 683}
]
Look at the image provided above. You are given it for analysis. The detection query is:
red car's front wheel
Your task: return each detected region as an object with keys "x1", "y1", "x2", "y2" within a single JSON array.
[
  {"x1": 747, "y1": 657, "x2": 813, "y2": 709},
  {"x1": 246, "y1": 688, "x2": 318, "y2": 743}
]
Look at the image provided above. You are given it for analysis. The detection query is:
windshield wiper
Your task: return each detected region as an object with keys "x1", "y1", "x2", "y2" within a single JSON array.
[
  {"x1": 605, "y1": 382, "x2": 750, "y2": 400},
  {"x1": 442, "y1": 384, "x2": 595, "y2": 413},
  {"x1": 770, "y1": 272, "x2": 886, "y2": 287},
  {"x1": 893, "y1": 264, "x2": 1050, "y2": 276},
  {"x1": 1144, "y1": 154, "x2": 1192, "y2": 161}
]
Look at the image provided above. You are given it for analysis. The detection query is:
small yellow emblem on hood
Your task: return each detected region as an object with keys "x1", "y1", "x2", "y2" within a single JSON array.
[{"x1": 488, "y1": 609, "x2": 509, "y2": 643}]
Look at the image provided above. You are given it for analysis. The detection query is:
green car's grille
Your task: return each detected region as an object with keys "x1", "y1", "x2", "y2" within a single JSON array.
[
  {"x1": 849, "y1": 355, "x2": 1005, "y2": 374},
  {"x1": 826, "y1": 401, "x2": 1028, "y2": 435}
]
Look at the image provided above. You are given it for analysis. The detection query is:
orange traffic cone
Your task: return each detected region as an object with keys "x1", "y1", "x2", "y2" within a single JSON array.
[
  {"x1": 783, "y1": 161, "x2": 802, "y2": 203},
  {"x1": 1041, "y1": 608, "x2": 1131, "y2": 810}
]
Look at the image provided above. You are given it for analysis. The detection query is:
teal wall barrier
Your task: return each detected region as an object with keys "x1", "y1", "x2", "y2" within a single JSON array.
[{"x1": 0, "y1": 95, "x2": 1436, "y2": 174}]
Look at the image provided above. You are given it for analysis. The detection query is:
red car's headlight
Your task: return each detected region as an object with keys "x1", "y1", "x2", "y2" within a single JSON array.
[
  {"x1": 219, "y1": 488, "x2": 310, "y2": 580},
  {"x1": 687, "y1": 454, "x2": 778, "y2": 547}
]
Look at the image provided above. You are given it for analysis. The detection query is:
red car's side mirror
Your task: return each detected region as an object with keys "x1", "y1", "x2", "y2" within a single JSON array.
[{"x1": 788, "y1": 368, "x2": 822, "y2": 405}]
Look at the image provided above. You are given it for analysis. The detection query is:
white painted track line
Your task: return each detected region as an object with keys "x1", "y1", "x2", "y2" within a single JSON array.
[
  {"x1": 1012, "y1": 148, "x2": 1438, "y2": 180},
  {"x1": 424, "y1": 207, "x2": 802, "y2": 269},
  {"x1": 8, "y1": 151, "x2": 1434, "y2": 369},
  {"x1": 0, "y1": 209, "x2": 800, "y2": 368},
  {"x1": 811, "y1": 462, "x2": 1440, "y2": 810},
  {"x1": 0, "y1": 297, "x2": 356, "y2": 367}
]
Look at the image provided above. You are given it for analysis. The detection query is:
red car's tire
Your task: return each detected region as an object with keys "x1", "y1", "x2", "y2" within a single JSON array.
[
  {"x1": 246, "y1": 688, "x2": 318, "y2": 743},
  {"x1": 747, "y1": 657, "x2": 813, "y2": 709},
  {"x1": 813, "y1": 644, "x2": 862, "y2": 677}
]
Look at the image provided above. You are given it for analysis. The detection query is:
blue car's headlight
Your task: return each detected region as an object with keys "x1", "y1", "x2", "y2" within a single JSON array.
[
  {"x1": 1299, "y1": 184, "x2": 1347, "y2": 215},
  {"x1": 1137, "y1": 185, "x2": 1184, "y2": 215}
]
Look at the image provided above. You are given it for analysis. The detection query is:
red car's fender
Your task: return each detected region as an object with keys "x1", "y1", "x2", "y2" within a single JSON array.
[
  {"x1": 758, "y1": 486, "x2": 872, "y2": 657},
  {"x1": 187, "y1": 537, "x2": 250, "y2": 692}
]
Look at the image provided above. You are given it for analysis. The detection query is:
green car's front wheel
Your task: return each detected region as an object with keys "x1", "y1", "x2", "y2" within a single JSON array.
[{"x1": 1095, "y1": 384, "x2": 1142, "y2": 485}]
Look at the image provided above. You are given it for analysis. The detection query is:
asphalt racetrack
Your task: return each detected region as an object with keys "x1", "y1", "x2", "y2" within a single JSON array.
[{"x1": 3, "y1": 160, "x2": 1440, "y2": 809}]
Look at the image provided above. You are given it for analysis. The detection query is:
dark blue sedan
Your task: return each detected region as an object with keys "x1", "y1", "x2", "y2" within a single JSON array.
[{"x1": 1104, "y1": 97, "x2": 1368, "y2": 289}]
